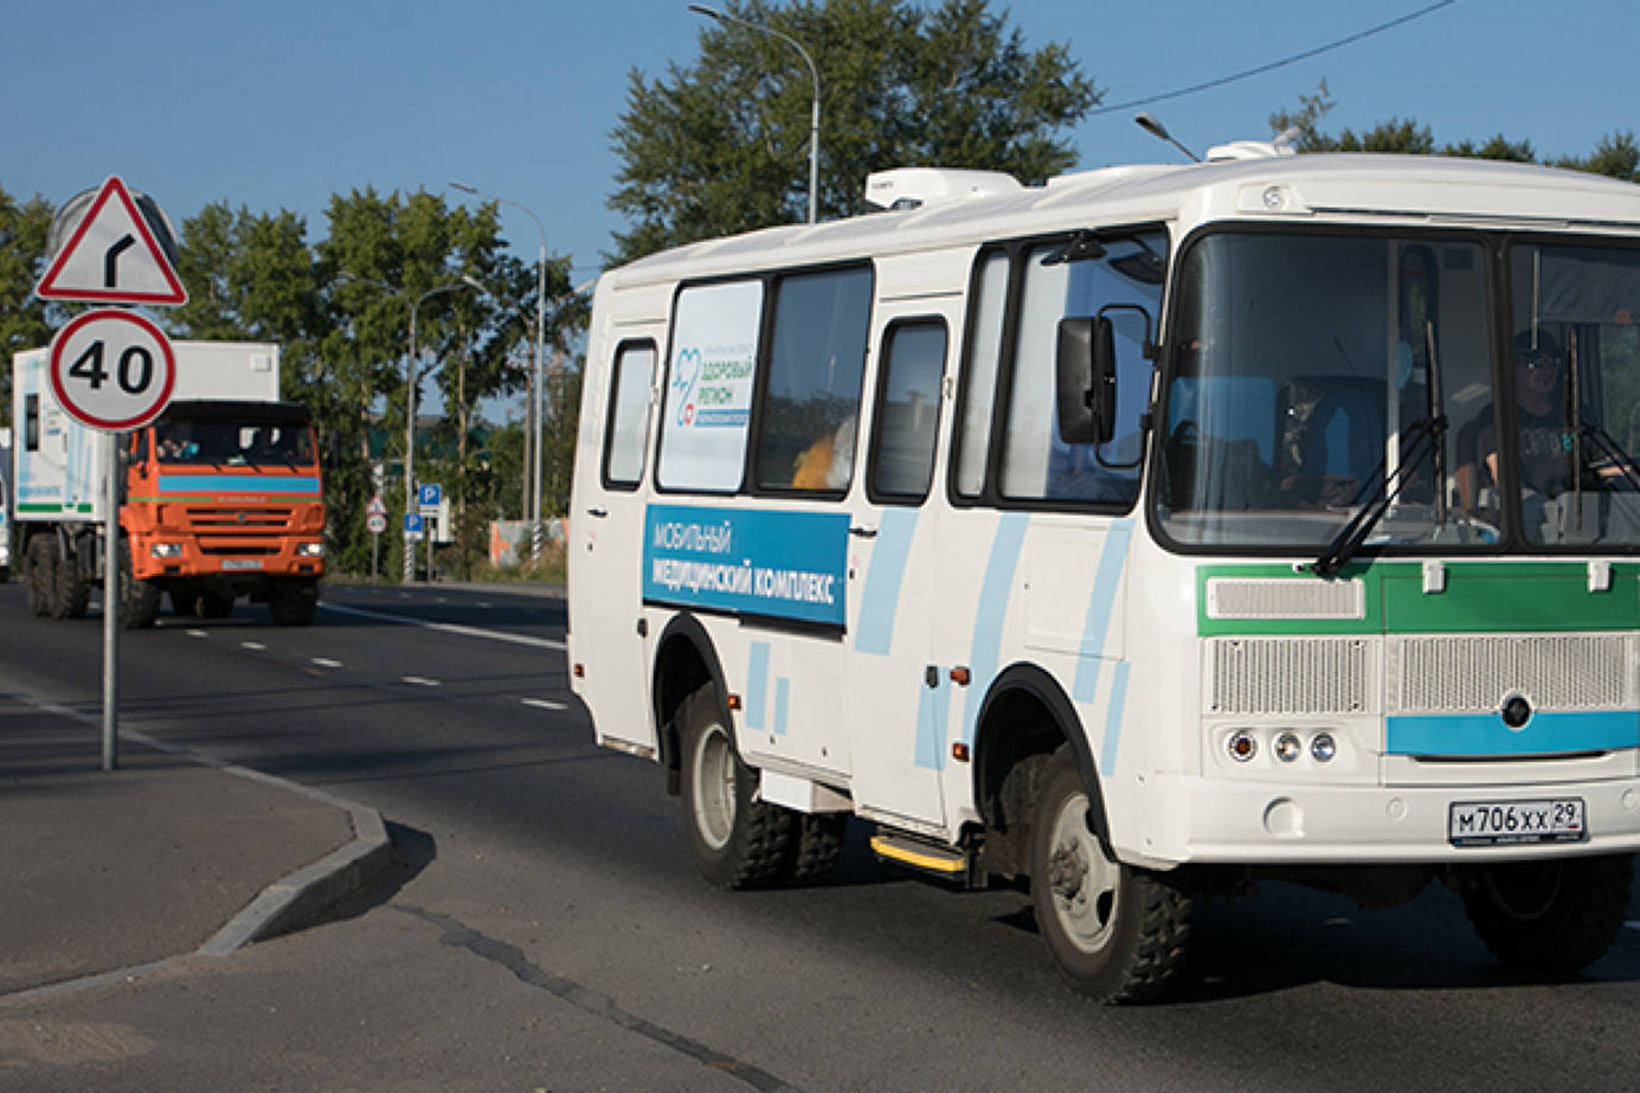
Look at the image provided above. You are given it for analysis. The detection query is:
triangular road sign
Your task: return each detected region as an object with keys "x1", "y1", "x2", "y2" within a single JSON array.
[{"x1": 35, "y1": 176, "x2": 189, "y2": 306}]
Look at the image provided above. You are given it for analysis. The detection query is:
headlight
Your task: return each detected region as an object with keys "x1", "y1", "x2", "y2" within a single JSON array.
[
  {"x1": 297, "y1": 542, "x2": 325, "y2": 557},
  {"x1": 150, "y1": 543, "x2": 183, "y2": 558}
]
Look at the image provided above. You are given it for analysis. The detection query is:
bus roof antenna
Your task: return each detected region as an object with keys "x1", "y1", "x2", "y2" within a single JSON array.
[{"x1": 1135, "y1": 112, "x2": 1201, "y2": 163}]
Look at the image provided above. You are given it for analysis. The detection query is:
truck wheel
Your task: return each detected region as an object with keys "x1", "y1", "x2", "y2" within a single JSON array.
[
  {"x1": 1458, "y1": 854, "x2": 1634, "y2": 974},
  {"x1": 678, "y1": 684, "x2": 792, "y2": 889},
  {"x1": 51, "y1": 543, "x2": 90, "y2": 619},
  {"x1": 119, "y1": 541, "x2": 160, "y2": 629},
  {"x1": 1029, "y1": 747, "x2": 1191, "y2": 1004},
  {"x1": 198, "y1": 593, "x2": 235, "y2": 619},
  {"x1": 26, "y1": 536, "x2": 56, "y2": 617},
  {"x1": 267, "y1": 579, "x2": 318, "y2": 626}
]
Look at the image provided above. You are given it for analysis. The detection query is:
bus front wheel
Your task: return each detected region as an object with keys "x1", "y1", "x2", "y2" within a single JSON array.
[
  {"x1": 1029, "y1": 748, "x2": 1191, "y2": 1004},
  {"x1": 1458, "y1": 854, "x2": 1633, "y2": 974},
  {"x1": 678, "y1": 684, "x2": 791, "y2": 889}
]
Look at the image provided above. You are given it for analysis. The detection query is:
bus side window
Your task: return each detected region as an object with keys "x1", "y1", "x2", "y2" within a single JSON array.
[
  {"x1": 868, "y1": 320, "x2": 948, "y2": 502},
  {"x1": 753, "y1": 266, "x2": 873, "y2": 494},
  {"x1": 953, "y1": 251, "x2": 1009, "y2": 499},
  {"x1": 603, "y1": 341, "x2": 657, "y2": 488}
]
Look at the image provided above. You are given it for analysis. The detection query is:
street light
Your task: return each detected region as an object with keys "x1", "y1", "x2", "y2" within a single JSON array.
[
  {"x1": 404, "y1": 280, "x2": 478, "y2": 583},
  {"x1": 448, "y1": 181, "x2": 549, "y2": 560},
  {"x1": 689, "y1": 3, "x2": 820, "y2": 224}
]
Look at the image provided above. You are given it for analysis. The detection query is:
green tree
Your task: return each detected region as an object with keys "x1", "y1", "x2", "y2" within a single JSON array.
[
  {"x1": 1270, "y1": 81, "x2": 1632, "y2": 179},
  {"x1": 0, "y1": 187, "x2": 55, "y2": 427},
  {"x1": 608, "y1": 0, "x2": 1098, "y2": 262}
]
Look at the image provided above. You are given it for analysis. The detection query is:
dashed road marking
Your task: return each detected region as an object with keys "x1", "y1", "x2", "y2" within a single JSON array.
[
  {"x1": 318, "y1": 603, "x2": 566, "y2": 651},
  {"x1": 186, "y1": 629, "x2": 208, "y2": 639},
  {"x1": 521, "y1": 698, "x2": 567, "y2": 711},
  {"x1": 311, "y1": 657, "x2": 344, "y2": 668},
  {"x1": 241, "y1": 641, "x2": 266, "y2": 651},
  {"x1": 402, "y1": 676, "x2": 441, "y2": 687}
]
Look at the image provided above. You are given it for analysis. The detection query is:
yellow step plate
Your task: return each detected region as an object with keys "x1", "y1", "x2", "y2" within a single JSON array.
[{"x1": 870, "y1": 834, "x2": 966, "y2": 874}]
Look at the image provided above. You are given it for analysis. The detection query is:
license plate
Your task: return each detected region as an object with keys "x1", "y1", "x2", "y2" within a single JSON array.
[
  {"x1": 221, "y1": 559, "x2": 263, "y2": 571},
  {"x1": 1449, "y1": 798, "x2": 1587, "y2": 847}
]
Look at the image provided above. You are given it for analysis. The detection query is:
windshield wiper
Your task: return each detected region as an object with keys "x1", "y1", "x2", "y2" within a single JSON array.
[
  {"x1": 1579, "y1": 423, "x2": 1640, "y2": 494},
  {"x1": 1310, "y1": 414, "x2": 1447, "y2": 578}
]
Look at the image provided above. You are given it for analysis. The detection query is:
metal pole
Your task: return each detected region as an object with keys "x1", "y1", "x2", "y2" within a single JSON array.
[
  {"x1": 689, "y1": 4, "x2": 821, "y2": 223},
  {"x1": 402, "y1": 303, "x2": 419, "y2": 584},
  {"x1": 533, "y1": 240, "x2": 546, "y2": 562},
  {"x1": 102, "y1": 436, "x2": 120, "y2": 770}
]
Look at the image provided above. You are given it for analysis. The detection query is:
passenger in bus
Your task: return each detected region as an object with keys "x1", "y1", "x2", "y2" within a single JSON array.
[{"x1": 792, "y1": 416, "x2": 856, "y2": 490}]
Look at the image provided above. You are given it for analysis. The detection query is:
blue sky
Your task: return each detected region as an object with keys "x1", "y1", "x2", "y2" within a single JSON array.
[{"x1": 4, "y1": 1, "x2": 1632, "y2": 301}]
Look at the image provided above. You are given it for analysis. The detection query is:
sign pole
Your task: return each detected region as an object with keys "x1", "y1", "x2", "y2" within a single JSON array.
[
  {"x1": 102, "y1": 438, "x2": 120, "y2": 770},
  {"x1": 372, "y1": 531, "x2": 379, "y2": 582}
]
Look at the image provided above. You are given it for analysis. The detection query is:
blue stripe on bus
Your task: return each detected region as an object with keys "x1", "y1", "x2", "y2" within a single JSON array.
[
  {"x1": 774, "y1": 678, "x2": 790, "y2": 737},
  {"x1": 915, "y1": 676, "x2": 948, "y2": 771},
  {"x1": 745, "y1": 642, "x2": 770, "y2": 731},
  {"x1": 853, "y1": 507, "x2": 918, "y2": 656},
  {"x1": 1101, "y1": 662, "x2": 1133, "y2": 772},
  {"x1": 159, "y1": 474, "x2": 321, "y2": 494},
  {"x1": 1386, "y1": 710, "x2": 1639, "y2": 757},
  {"x1": 1071, "y1": 520, "x2": 1134, "y2": 704},
  {"x1": 963, "y1": 513, "x2": 1028, "y2": 745}
]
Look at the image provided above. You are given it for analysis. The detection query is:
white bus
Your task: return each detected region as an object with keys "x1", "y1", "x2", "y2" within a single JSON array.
[{"x1": 567, "y1": 146, "x2": 1640, "y2": 1002}]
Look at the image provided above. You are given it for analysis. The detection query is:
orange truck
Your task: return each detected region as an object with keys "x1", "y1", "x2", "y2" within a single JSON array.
[{"x1": 10, "y1": 341, "x2": 325, "y2": 626}]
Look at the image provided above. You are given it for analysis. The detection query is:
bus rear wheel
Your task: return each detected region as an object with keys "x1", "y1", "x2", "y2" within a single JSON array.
[
  {"x1": 678, "y1": 684, "x2": 791, "y2": 889},
  {"x1": 1458, "y1": 854, "x2": 1633, "y2": 974},
  {"x1": 1029, "y1": 748, "x2": 1191, "y2": 1004}
]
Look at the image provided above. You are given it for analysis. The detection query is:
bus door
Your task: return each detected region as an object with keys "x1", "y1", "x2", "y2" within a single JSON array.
[
  {"x1": 929, "y1": 234, "x2": 1164, "y2": 800},
  {"x1": 844, "y1": 303, "x2": 959, "y2": 827},
  {"x1": 575, "y1": 335, "x2": 662, "y2": 751}
]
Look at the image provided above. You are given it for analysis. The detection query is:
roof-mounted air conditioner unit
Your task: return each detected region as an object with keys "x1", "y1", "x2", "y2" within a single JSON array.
[{"x1": 863, "y1": 167, "x2": 1023, "y2": 212}]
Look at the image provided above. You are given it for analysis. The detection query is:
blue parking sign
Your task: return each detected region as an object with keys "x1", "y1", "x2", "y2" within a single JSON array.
[
  {"x1": 404, "y1": 513, "x2": 424, "y2": 535},
  {"x1": 419, "y1": 483, "x2": 442, "y2": 510}
]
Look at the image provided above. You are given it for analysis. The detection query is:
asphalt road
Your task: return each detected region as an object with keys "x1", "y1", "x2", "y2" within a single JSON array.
[{"x1": 2, "y1": 579, "x2": 1639, "y2": 1091}]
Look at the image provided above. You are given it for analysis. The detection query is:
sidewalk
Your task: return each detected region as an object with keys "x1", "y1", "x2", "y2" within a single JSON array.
[{"x1": 0, "y1": 691, "x2": 390, "y2": 997}]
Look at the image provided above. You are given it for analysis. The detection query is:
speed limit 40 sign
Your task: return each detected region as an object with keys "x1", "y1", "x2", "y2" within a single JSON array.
[{"x1": 48, "y1": 308, "x2": 176, "y2": 432}]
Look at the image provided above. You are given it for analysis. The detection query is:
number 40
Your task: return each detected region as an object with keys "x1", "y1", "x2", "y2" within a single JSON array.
[{"x1": 69, "y1": 340, "x2": 154, "y2": 395}]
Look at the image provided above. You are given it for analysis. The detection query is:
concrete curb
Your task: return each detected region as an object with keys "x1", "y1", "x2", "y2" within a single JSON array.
[{"x1": 119, "y1": 729, "x2": 396, "y2": 957}]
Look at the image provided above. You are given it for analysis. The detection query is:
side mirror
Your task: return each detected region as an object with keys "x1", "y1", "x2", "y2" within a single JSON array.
[{"x1": 1056, "y1": 316, "x2": 1117, "y2": 445}]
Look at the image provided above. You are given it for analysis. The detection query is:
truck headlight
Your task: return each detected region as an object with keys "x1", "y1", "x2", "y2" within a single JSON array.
[
  {"x1": 296, "y1": 542, "x2": 325, "y2": 557},
  {"x1": 150, "y1": 543, "x2": 183, "y2": 558}
]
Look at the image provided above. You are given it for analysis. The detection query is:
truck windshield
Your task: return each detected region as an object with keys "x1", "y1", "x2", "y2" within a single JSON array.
[
  {"x1": 1155, "y1": 230, "x2": 1498, "y2": 552},
  {"x1": 154, "y1": 418, "x2": 315, "y2": 467}
]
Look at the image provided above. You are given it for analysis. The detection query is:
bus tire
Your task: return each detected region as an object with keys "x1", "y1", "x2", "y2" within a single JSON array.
[
  {"x1": 678, "y1": 684, "x2": 791, "y2": 889},
  {"x1": 26, "y1": 536, "x2": 56, "y2": 617},
  {"x1": 1030, "y1": 747, "x2": 1191, "y2": 1004},
  {"x1": 1458, "y1": 854, "x2": 1633, "y2": 974},
  {"x1": 781, "y1": 813, "x2": 846, "y2": 886},
  {"x1": 51, "y1": 542, "x2": 90, "y2": 619}
]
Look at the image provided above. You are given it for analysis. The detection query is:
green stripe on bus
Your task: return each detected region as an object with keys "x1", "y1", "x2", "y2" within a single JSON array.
[{"x1": 1197, "y1": 561, "x2": 1640, "y2": 636}]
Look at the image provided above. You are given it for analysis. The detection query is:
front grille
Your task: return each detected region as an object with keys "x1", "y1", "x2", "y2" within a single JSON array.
[
  {"x1": 1207, "y1": 637, "x2": 1374, "y2": 715},
  {"x1": 1391, "y1": 634, "x2": 1635, "y2": 714},
  {"x1": 184, "y1": 506, "x2": 296, "y2": 531}
]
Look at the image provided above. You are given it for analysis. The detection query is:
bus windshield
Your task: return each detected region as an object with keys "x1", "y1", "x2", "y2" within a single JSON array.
[{"x1": 1154, "y1": 229, "x2": 1640, "y2": 554}]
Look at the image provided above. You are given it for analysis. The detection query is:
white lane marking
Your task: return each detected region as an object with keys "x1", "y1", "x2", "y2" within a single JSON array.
[
  {"x1": 241, "y1": 641, "x2": 266, "y2": 651},
  {"x1": 402, "y1": 676, "x2": 441, "y2": 687},
  {"x1": 318, "y1": 603, "x2": 566, "y2": 651},
  {"x1": 1627, "y1": 921, "x2": 1640, "y2": 931},
  {"x1": 522, "y1": 698, "x2": 567, "y2": 711},
  {"x1": 186, "y1": 629, "x2": 208, "y2": 639},
  {"x1": 436, "y1": 597, "x2": 449, "y2": 604},
  {"x1": 311, "y1": 657, "x2": 344, "y2": 668},
  {"x1": 476, "y1": 602, "x2": 493, "y2": 609}
]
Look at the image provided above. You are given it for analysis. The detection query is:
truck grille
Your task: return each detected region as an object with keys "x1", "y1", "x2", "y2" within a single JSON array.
[{"x1": 184, "y1": 505, "x2": 297, "y2": 530}]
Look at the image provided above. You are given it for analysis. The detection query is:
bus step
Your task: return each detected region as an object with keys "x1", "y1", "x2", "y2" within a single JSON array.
[{"x1": 870, "y1": 832, "x2": 983, "y2": 888}]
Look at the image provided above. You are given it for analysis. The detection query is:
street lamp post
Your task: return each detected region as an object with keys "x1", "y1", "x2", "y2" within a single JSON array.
[
  {"x1": 449, "y1": 181, "x2": 549, "y2": 560},
  {"x1": 404, "y1": 280, "x2": 477, "y2": 584},
  {"x1": 689, "y1": 3, "x2": 821, "y2": 224}
]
